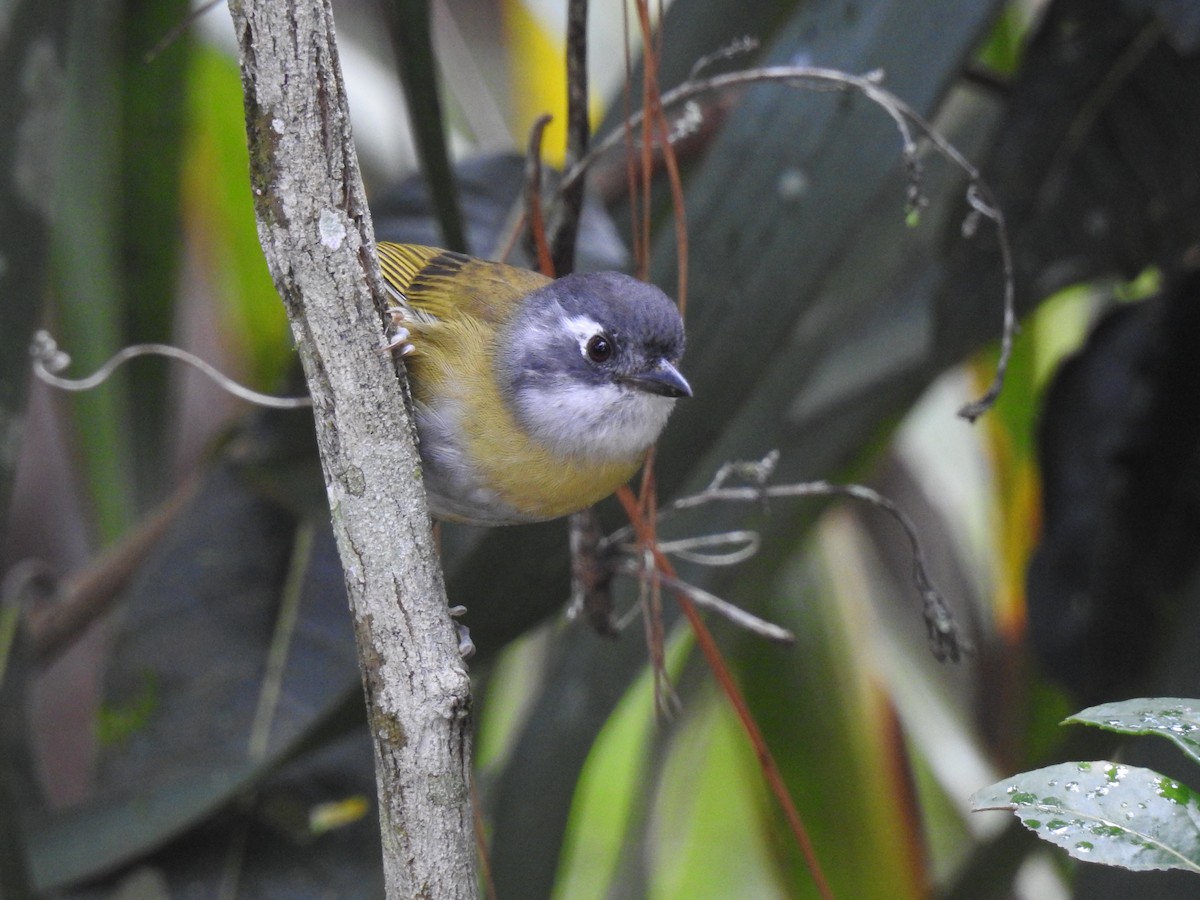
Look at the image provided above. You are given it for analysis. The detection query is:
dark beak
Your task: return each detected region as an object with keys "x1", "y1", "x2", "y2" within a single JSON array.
[{"x1": 623, "y1": 360, "x2": 692, "y2": 398}]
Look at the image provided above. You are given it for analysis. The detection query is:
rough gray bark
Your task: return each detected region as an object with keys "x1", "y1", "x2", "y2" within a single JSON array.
[{"x1": 224, "y1": 2, "x2": 477, "y2": 896}]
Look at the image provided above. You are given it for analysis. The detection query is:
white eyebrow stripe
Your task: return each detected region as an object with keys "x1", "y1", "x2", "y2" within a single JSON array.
[{"x1": 562, "y1": 314, "x2": 605, "y2": 356}]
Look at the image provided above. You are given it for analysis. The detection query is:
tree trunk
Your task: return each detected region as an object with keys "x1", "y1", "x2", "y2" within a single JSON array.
[{"x1": 225, "y1": 1, "x2": 477, "y2": 895}]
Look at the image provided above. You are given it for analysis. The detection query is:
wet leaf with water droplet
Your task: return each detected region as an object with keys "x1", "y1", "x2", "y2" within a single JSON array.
[
  {"x1": 969, "y1": 761, "x2": 1200, "y2": 873},
  {"x1": 1066, "y1": 698, "x2": 1200, "y2": 767}
]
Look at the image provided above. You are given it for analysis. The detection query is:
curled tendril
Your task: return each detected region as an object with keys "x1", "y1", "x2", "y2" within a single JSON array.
[{"x1": 30, "y1": 330, "x2": 312, "y2": 410}]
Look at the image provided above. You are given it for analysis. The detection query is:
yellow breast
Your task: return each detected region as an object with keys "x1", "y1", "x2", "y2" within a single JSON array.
[
  {"x1": 407, "y1": 312, "x2": 639, "y2": 521},
  {"x1": 378, "y1": 242, "x2": 644, "y2": 523}
]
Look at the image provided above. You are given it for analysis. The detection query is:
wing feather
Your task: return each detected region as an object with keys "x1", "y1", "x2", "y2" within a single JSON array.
[{"x1": 376, "y1": 242, "x2": 550, "y2": 325}]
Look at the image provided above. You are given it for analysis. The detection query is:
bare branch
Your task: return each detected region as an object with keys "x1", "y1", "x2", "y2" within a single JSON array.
[
  {"x1": 607, "y1": 452, "x2": 970, "y2": 663},
  {"x1": 615, "y1": 563, "x2": 794, "y2": 644},
  {"x1": 524, "y1": 113, "x2": 556, "y2": 274},
  {"x1": 674, "y1": 475, "x2": 969, "y2": 662},
  {"x1": 687, "y1": 36, "x2": 759, "y2": 81},
  {"x1": 21, "y1": 480, "x2": 195, "y2": 666},
  {"x1": 145, "y1": 0, "x2": 222, "y2": 63},
  {"x1": 561, "y1": 64, "x2": 1017, "y2": 418},
  {"x1": 566, "y1": 507, "x2": 618, "y2": 636},
  {"x1": 224, "y1": 2, "x2": 475, "y2": 895},
  {"x1": 653, "y1": 530, "x2": 761, "y2": 566}
]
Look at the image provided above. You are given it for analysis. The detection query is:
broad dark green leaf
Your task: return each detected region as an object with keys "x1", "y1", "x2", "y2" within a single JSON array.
[
  {"x1": 51, "y1": 0, "x2": 192, "y2": 537},
  {"x1": 492, "y1": 0, "x2": 1200, "y2": 892},
  {"x1": 24, "y1": 458, "x2": 363, "y2": 890},
  {"x1": 118, "y1": 0, "x2": 191, "y2": 505},
  {"x1": 489, "y1": 0, "x2": 1006, "y2": 894}
]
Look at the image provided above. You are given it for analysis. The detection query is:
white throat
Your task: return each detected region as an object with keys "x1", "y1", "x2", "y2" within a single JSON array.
[{"x1": 513, "y1": 380, "x2": 676, "y2": 462}]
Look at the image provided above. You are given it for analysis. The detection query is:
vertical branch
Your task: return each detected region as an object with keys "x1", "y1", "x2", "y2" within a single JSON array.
[
  {"x1": 632, "y1": 0, "x2": 688, "y2": 313},
  {"x1": 379, "y1": 0, "x2": 467, "y2": 252},
  {"x1": 552, "y1": 0, "x2": 599, "y2": 640},
  {"x1": 619, "y1": 4, "x2": 644, "y2": 277},
  {"x1": 525, "y1": 114, "x2": 556, "y2": 276},
  {"x1": 225, "y1": 2, "x2": 476, "y2": 896},
  {"x1": 635, "y1": 9, "x2": 654, "y2": 280},
  {"x1": 549, "y1": 0, "x2": 589, "y2": 276}
]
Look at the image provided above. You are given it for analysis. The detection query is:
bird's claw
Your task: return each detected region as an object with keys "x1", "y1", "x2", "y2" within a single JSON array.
[
  {"x1": 379, "y1": 317, "x2": 414, "y2": 356},
  {"x1": 449, "y1": 605, "x2": 475, "y2": 659}
]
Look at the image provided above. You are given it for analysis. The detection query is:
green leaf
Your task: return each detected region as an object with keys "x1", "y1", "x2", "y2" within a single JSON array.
[
  {"x1": 184, "y1": 45, "x2": 293, "y2": 390},
  {"x1": 1066, "y1": 699, "x2": 1200, "y2": 768},
  {"x1": 970, "y1": 761, "x2": 1200, "y2": 873},
  {"x1": 52, "y1": 0, "x2": 139, "y2": 542}
]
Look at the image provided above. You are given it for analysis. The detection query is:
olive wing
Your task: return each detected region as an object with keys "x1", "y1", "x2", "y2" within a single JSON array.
[{"x1": 376, "y1": 242, "x2": 551, "y2": 326}]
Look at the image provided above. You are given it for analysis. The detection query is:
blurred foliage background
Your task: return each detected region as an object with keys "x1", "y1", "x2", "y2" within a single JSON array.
[{"x1": 3, "y1": 0, "x2": 1200, "y2": 897}]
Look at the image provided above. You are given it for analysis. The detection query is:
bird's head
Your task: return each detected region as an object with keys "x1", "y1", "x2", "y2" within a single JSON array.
[{"x1": 499, "y1": 272, "x2": 690, "y2": 462}]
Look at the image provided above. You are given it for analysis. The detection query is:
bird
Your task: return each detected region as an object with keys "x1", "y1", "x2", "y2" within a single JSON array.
[{"x1": 376, "y1": 242, "x2": 691, "y2": 526}]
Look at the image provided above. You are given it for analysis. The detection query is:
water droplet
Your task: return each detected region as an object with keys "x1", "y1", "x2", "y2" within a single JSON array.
[{"x1": 776, "y1": 168, "x2": 809, "y2": 200}]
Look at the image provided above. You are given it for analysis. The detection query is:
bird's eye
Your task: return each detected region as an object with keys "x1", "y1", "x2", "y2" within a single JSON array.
[{"x1": 585, "y1": 334, "x2": 613, "y2": 363}]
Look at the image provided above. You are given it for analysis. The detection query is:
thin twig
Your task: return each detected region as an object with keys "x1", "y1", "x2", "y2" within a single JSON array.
[
  {"x1": 635, "y1": 2, "x2": 654, "y2": 280},
  {"x1": 671, "y1": 477, "x2": 967, "y2": 662},
  {"x1": 23, "y1": 478, "x2": 197, "y2": 666},
  {"x1": 614, "y1": 561, "x2": 794, "y2": 643},
  {"x1": 566, "y1": 507, "x2": 617, "y2": 636},
  {"x1": 247, "y1": 519, "x2": 315, "y2": 760},
  {"x1": 524, "y1": 114, "x2": 556, "y2": 276},
  {"x1": 560, "y1": 64, "x2": 1017, "y2": 417},
  {"x1": 615, "y1": 485, "x2": 835, "y2": 900},
  {"x1": 604, "y1": 449, "x2": 969, "y2": 662},
  {"x1": 145, "y1": 0, "x2": 221, "y2": 63},
  {"x1": 554, "y1": 0, "x2": 614, "y2": 643},
  {"x1": 687, "y1": 36, "x2": 760, "y2": 81},
  {"x1": 620, "y1": 3, "x2": 644, "y2": 277},
  {"x1": 955, "y1": 183, "x2": 1015, "y2": 422},
  {"x1": 653, "y1": 530, "x2": 761, "y2": 566},
  {"x1": 632, "y1": 0, "x2": 689, "y2": 313},
  {"x1": 634, "y1": 448, "x2": 671, "y2": 716}
]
